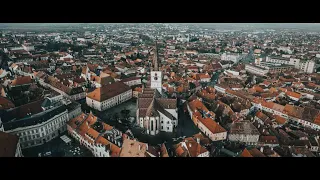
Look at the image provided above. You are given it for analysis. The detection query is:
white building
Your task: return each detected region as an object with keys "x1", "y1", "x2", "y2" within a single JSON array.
[
  {"x1": 225, "y1": 70, "x2": 240, "y2": 76},
  {"x1": 221, "y1": 53, "x2": 242, "y2": 63},
  {"x1": 300, "y1": 60, "x2": 315, "y2": 74},
  {"x1": 86, "y1": 82, "x2": 132, "y2": 111},
  {"x1": 266, "y1": 56, "x2": 315, "y2": 73},
  {"x1": 214, "y1": 84, "x2": 228, "y2": 94},
  {"x1": 2, "y1": 97, "x2": 76, "y2": 149},
  {"x1": 22, "y1": 44, "x2": 35, "y2": 52},
  {"x1": 228, "y1": 121, "x2": 260, "y2": 145},
  {"x1": 245, "y1": 64, "x2": 269, "y2": 76},
  {"x1": 121, "y1": 76, "x2": 142, "y2": 87},
  {"x1": 151, "y1": 71, "x2": 162, "y2": 95}
]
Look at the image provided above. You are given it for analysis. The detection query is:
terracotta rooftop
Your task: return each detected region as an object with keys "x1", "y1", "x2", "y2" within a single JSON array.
[
  {"x1": 174, "y1": 137, "x2": 208, "y2": 157},
  {"x1": 230, "y1": 121, "x2": 260, "y2": 135},
  {"x1": 119, "y1": 139, "x2": 148, "y2": 157},
  {"x1": 0, "y1": 97, "x2": 15, "y2": 110},
  {"x1": 241, "y1": 148, "x2": 265, "y2": 157},
  {"x1": 274, "y1": 115, "x2": 287, "y2": 125},
  {"x1": 11, "y1": 76, "x2": 32, "y2": 86},
  {"x1": 87, "y1": 82, "x2": 131, "y2": 102},
  {"x1": 286, "y1": 91, "x2": 302, "y2": 99}
]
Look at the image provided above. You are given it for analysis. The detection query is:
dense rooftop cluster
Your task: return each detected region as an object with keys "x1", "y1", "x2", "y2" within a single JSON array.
[{"x1": 0, "y1": 23, "x2": 320, "y2": 157}]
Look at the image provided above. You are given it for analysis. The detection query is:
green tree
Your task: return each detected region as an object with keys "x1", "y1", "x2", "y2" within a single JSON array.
[
  {"x1": 189, "y1": 82, "x2": 196, "y2": 90},
  {"x1": 121, "y1": 109, "x2": 131, "y2": 120}
]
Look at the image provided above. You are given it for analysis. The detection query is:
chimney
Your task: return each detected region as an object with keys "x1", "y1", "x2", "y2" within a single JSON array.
[
  {"x1": 189, "y1": 143, "x2": 192, "y2": 148},
  {"x1": 196, "y1": 138, "x2": 200, "y2": 144},
  {"x1": 260, "y1": 146, "x2": 264, "y2": 153}
]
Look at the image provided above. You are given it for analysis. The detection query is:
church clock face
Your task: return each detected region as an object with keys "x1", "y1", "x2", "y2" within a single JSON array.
[
  {"x1": 154, "y1": 73, "x2": 158, "y2": 81},
  {"x1": 151, "y1": 71, "x2": 162, "y2": 89}
]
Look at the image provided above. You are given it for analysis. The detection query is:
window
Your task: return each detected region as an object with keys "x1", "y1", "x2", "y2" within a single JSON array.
[
  {"x1": 161, "y1": 126, "x2": 163, "y2": 129},
  {"x1": 151, "y1": 121, "x2": 154, "y2": 131},
  {"x1": 167, "y1": 127, "x2": 169, "y2": 130},
  {"x1": 167, "y1": 121, "x2": 170, "y2": 124},
  {"x1": 161, "y1": 121, "x2": 163, "y2": 124}
]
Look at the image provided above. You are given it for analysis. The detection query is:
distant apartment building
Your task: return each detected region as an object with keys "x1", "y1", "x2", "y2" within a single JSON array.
[
  {"x1": 86, "y1": 82, "x2": 132, "y2": 111},
  {"x1": 245, "y1": 63, "x2": 294, "y2": 76},
  {"x1": 221, "y1": 53, "x2": 243, "y2": 63},
  {"x1": 266, "y1": 56, "x2": 315, "y2": 73},
  {"x1": 245, "y1": 64, "x2": 269, "y2": 76},
  {"x1": 22, "y1": 44, "x2": 35, "y2": 52}
]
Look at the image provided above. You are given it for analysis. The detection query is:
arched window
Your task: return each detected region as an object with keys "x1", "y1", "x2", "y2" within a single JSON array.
[{"x1": 151, "y1": 121, "x2": 154, "y2": 131}]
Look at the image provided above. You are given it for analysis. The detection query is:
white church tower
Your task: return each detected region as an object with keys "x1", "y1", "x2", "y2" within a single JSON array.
[{"x1": 150, "y1": 41, "x2": 162, "y2": 95}]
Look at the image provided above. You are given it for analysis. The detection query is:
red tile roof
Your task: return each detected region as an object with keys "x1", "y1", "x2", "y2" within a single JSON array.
[
  {"x1": 87, "y1": 82, "x2": 131, "y2": 102},
  {"x1": 0, "y1": 97, "x2": 15, "y2": 110},
  {"x1": 11, "y1": 76, "x2": 32, "y2": 86}
]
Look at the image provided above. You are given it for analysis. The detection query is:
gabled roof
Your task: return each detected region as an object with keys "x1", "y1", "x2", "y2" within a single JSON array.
[{"x1": 87, "y1": 82, "x2": 131, "y2": 102}]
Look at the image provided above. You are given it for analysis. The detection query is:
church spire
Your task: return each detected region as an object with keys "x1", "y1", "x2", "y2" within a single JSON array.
[{"x1": 153, "y1": 40, "x2": 159, "y2": 71}]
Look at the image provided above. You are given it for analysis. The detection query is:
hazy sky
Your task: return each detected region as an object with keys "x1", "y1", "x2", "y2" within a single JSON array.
[{"x1": 1, "y1": 23, "x2": 320, "y2": 30}]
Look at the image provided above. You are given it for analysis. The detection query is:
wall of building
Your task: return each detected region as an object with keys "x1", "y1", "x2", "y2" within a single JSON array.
[
  {"x1": 86, "y1": 89, "x2": 132, "y2": 111},
  {"x1": 245, "y1": 64, "x2": 268, "y2": 76},
  {"x1": 159, "y1": 111, "x2": 173, "y2": 133},
  {"x1": 68, "y1": 105, "x2": 82, "y2": 120},
  {"x1": 214, "y1": 85, "x2": 226, "y2": 94},
  {"x1": 197, "y1": 151, "x2": 210, "y2": 157},
  {"x1": 228, "y1": 134, "x2": 260, "y2": 145},
  {"x1": 197, "y1": 121, "x2": 227, "y2": 141},
  {"x1": 5, "y1": 110, "x2": 69, "y2": 149}
]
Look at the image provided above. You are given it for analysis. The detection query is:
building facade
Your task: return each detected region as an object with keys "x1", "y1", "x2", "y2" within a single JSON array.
[
  {"x1": 67, "y1": 113, "x2": 122, "y2": 157},
  {"x1": 86, "y1": 82, "x2": 132, "y2": 111},
  {"x1": 228, "y1": 121, "x2": 260, "y2": 145},
  {"x1": 136, "y1": 88, "x2": 178, "y2": 135}
]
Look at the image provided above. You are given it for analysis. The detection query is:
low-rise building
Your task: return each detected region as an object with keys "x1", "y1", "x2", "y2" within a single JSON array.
[
  {"x1": 67, "y1": 112, "x2": 122, "y2": 157},
  {"x1": 86, "y1": 82, "x2": 132, "y2": 111},
  {"x1": 240, "y1": 148, "x2": 266, "y2": 157},
  {"x1": 120, "y1": 76, "x2": 142, "y2": 87},
  {"x1": 187, "y1": 99, "x2": 227, "y2": 141},
  {"x1": 173, "y1": 137, "x2": 209, "y2": 157},
  {"x1": 229, "y1": 121, "x2": 260, "y2": 145}
]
